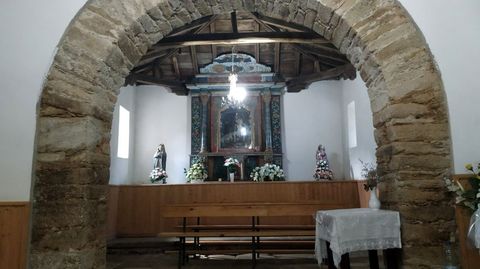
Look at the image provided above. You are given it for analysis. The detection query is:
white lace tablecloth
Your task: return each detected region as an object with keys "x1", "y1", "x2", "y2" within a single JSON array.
[{"x1": 315, "y1": 208, "x2": 402, "y2": 267}]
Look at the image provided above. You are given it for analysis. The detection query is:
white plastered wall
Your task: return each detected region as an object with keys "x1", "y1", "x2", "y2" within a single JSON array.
[
  {"x1": 109, "y1": 86, "x2": 136, "y2": 185},
  {"x1": 1, "y1": 0, "x2": 480, "y2": 199},
  {"x1": 283, "y1": 81, "x2": 345, "y2": 180},
  {"x1": 0, "y1": 0, "x2": 88, "y2": 201},
  {"x1": 340, "y1": 77, "x2": 376, "y2": 179},
  {"x1": 131, "y1": 86, "x2": 191, "y2": 184}
]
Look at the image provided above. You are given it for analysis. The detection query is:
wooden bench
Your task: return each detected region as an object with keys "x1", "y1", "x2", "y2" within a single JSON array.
[{"x1": 158, "y1": 202, "x2": 351, "y2": 269}]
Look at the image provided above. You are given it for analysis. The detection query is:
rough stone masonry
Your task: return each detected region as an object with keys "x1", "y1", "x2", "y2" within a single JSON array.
[{"x1": 31, "y1": 0, "x2": 452, "y2": 268}]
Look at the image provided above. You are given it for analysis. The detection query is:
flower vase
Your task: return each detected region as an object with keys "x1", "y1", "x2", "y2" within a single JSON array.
[
  {"x1": 190, "y1": 179, "x2": 203, "y2": 184},
  {"x1": 369, "y1": 187, "x2": 381, "y2": 209},
  {"x1": 229, "y1": 172, "x2": 235, "y2": 182}
]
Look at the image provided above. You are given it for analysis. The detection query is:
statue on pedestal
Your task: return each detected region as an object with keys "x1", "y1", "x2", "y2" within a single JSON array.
[
  {"x1": 150, "y1": 144, "x2": 168, "y2": 184},
  {"x1": 153, "y1": 144, "x2": 167, "y2": 171},
  {"x1": 314, "y1": 144, "x2": 334, "y2": 181}
]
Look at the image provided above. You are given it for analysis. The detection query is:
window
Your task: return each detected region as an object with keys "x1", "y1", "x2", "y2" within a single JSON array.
[
  {"x1": 347, "y1": 101, "x2": 357, "y2": 148},
  {"x1": 117, "y1": 105, "x2": 130, "y2": 159}
]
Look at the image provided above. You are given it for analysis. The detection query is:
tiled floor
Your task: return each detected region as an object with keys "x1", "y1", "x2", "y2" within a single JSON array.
[
  {"x1": 107, "y1": 252, "x2": 383, "y2": 269},
  {"x1": 107, "y1": 237, "x2": 385, "y2": 269}
]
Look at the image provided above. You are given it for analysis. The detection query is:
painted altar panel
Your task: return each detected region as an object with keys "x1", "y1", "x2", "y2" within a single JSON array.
[
  {"x1": 271, "y1": 95, "x2": 282, "y2": 154},
  {"x1": 191, "y1": 96, "x2": 202, "y2": 154},
  {"x1": 210, "y1": 96, "x2": 262, "y2": 153}
]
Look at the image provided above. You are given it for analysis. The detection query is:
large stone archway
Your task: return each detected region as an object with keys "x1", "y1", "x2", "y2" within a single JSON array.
[{"x1": 31, "y1": 0, "x2": 452, "y2": 268}]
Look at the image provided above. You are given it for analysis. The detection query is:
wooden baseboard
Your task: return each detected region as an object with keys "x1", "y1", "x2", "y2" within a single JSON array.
[{"x1": 0, "y1": 201, "x2": 30, "y2": 269}]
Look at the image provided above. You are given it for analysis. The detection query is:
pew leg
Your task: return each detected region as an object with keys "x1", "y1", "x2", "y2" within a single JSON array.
[
  {"x1": 177, "y1": 237, "x2": 183, "y2": 269},
  {"x1": 368, "y1": 250, "x2": 379, "y2": 269},
  {"x1": 256, "y1": 217, "x2": 260, "y2": 258},
  {"x1": 251, "y1": 236, "x2": 257, "y2": 269}
]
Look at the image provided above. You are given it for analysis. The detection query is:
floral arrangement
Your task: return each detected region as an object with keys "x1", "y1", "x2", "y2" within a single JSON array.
[
  {"x1": 149, "y1": 168, "x2": 168, "y2": 184},
  {"x1": 444, "y1": 163, "x2": 480, "y2": 211},
  {"x1": 250, "y1": 163, "x2": 285, "y2": 182},
  {"x1": 184, "y1": 162, "x2": 208, "y2": 182},
  {"x1": 360, "y1": 160, "x2": 380, "y2": 191},
  {"x1": 224, "y1": 157, "x2": 240, "y2": 173}
]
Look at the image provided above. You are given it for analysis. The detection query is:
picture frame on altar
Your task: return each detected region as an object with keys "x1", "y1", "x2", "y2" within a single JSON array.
[{"x1": 210, "y1": 95, "x2": 262, "y2": 152}]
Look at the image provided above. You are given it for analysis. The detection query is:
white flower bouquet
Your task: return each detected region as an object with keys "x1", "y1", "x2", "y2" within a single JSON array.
[
  {"x1": 250, "y1": 163, "x2": 285, "y2": 182},
  {"x1": 224, "y1": 157, "x2": 240, "y2": 173},
  {"x1": 149, "y1": 168, "x2": 167, "y2": 183},
  {"x1": 184, "y1": 162, "x2": 208, "y2": 182}
]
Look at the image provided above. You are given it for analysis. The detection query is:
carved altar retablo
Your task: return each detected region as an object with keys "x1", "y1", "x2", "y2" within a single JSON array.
[{"x1": 187, "y1": 53, "x2": 285, "y2": 181}]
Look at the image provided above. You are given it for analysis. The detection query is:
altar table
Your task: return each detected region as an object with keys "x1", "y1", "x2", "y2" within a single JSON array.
[{"x1": 315, "y1": 208, "x2": 402, "y2": 268}]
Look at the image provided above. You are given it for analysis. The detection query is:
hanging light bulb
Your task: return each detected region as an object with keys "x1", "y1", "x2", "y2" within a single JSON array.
[
  {"x1": 226, "y1": 48, "x2": 247, "y2": 103},
  {"x1": 228, "y1": 73, "x2": 247, "y2": 102}
]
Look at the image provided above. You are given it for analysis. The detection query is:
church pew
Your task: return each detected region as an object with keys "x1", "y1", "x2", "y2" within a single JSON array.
[{"x1": 157, "y1": 200, "x2": 362, "y2": 268}]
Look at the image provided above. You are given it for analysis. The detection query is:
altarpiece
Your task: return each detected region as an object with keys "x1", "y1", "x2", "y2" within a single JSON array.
[{"x1": 187, "y1": 53, "x2": 285, "y2": 181}]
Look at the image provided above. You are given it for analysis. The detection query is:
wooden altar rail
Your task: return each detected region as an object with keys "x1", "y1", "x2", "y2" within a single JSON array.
[{"x1": 112, "y1": 180, "x2": 369, "y2": 237}]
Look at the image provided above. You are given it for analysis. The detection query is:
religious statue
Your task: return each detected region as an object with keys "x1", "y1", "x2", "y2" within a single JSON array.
[
  {"x1": 153, "y1": 144, "x2": 167, "y2": 171},
  {"x1": 314, "y1": 144, "x2": 334, "y2": 180}
]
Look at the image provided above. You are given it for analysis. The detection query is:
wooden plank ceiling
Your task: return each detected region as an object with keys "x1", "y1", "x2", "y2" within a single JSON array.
[{"x1": 126, "y1": 11, "x2": 356, "y2": 95}]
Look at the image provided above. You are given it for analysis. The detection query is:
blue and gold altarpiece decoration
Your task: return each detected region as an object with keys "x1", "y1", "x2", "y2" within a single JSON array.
[{"x1": 187, "y1": 53, "x2": 285, "y2": 181}]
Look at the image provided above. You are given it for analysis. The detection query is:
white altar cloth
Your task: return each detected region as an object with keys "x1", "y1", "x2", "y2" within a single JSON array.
[{"x1": 315, "y1": 208, "x2": 402, "y2": 267}]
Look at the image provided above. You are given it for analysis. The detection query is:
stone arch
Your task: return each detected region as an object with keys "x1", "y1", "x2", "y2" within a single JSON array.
[{"x1": 31, "y1": 0, "x2": 452, "y2": 268}]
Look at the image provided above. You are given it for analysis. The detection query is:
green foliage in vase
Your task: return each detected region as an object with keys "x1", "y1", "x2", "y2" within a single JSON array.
[
  {"x1": 360, "y1": 160, "x2": 380, "y2": 191},
  {"x1": 445, "y1": 163, "x2": 480, "y2": 211}
]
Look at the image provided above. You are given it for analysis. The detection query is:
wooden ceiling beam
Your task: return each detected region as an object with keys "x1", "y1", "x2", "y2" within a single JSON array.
[
  {"x1": 289, "y1": 45, "x2": 347, "y2": 67},
  {"x1": 314, "y1": 60, "x2": 320, "y2": 72},
  {"x1": 295, "y1": 52, "x2": 301, "y2": 75},
  {"x1": 134, "y1": 48, "x2": 179, "y2": 72},
  {"x1": 152, "y1": 59, "x2": 162, "y2": 77},
  {"x1": 153, "y1": 32, "x2": 328, "y2": 47},
  {"x1": 249, "y1": 12, "x2": 279, "y2": 33},
  {"x1": 167, "y1": 15, "x2": 215, "y2": 37},
  {"x1": 231, "y1": 11, "x2": 238, "y2": 33},
  {"x1": 274, "y1": 43, "x2": 280, "y2": 73},
  {"x1": 190, "y1": 46, "x2": 198, "y2": 75},
  {"x1": 296, "y1": 44, "x2": 348, "y2": 63},
  {"x1": 210, "y1": 23, "x2": 217, "y2": 58},
  {"x1": 136, "y1": 15, "x2": 218, "y2": 69},
  {"x1": 252, "y1": 12, "x2": 311, "y2": 32},
  {"x1": 136, "y1": 32, "x2": 325, "y2": 68},
  {"x1": 254, "y1": 23, "x2": 260, "y2": 61},
  {"x1": 286, "y1": 64, "x2": 356, "y2": 92},
  {"x1": 172, "y1": 56, "x2": 181, "y2": 78},
  {"x1": 133, "y1": 75, "x2": 188, "y2": 95},
  {"x1": 249, "y1": 12, "x2": 347, "y2": 68}
]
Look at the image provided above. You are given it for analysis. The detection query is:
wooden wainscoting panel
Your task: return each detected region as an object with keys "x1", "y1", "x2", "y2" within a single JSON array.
[
  {"x1": 0, "y1": 202, "x2": 30, "y2": 269},
  {"x1": 356, "y1": 180, "x2": 370, "y2": 208},
  {"x1": 107, "y1": 185, "x2": 120, "y2": 240},
  {"x1": 114, "y1": 181, "x2": 365, "y2": 237}
]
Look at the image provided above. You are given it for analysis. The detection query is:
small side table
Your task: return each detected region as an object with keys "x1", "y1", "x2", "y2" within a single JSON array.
[{"x1": 315, "y1": 208, "x2": 402, "y2": 269}]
